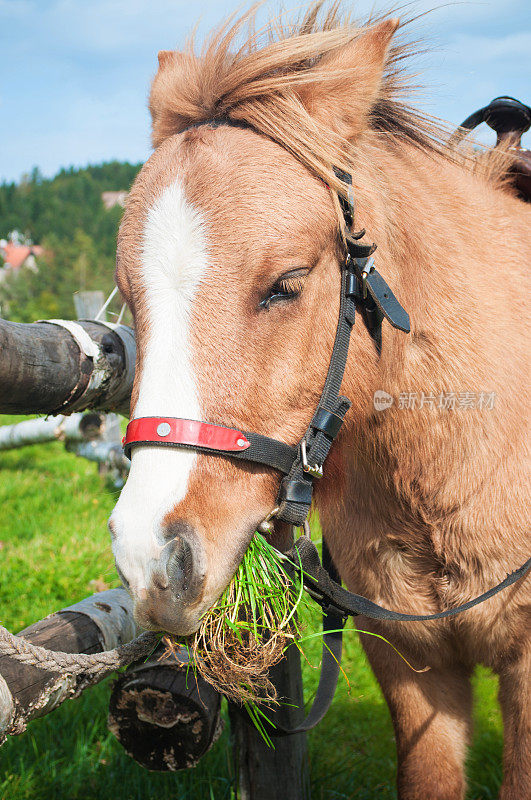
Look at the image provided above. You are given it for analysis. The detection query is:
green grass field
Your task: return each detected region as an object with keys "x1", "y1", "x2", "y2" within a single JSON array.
[{"x1": 0, "y1": 415, "x2": 504, "y2": 799}]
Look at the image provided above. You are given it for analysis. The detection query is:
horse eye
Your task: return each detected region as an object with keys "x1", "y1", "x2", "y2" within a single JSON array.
[{"x1": 259, "y1": 275, "x2": 305, "y2": 310}]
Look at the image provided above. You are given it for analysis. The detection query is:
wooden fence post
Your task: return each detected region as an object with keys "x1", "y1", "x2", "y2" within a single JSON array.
[
  {"x1": 229, "y1": 642, "x2": 311, "y2": 800},
  {"x1": 229, "y1": 523, "x2": 311, "y2": 800}
]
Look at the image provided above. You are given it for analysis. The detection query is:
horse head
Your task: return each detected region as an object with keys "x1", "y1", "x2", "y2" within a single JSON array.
[{"x1": 109, "y1": 12, "x2": 399, "y2": 634}]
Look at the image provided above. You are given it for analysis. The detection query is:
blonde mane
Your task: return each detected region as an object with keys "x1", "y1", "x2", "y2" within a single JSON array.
[{"x1": 149, "y1": 2, "x2": 512, "y2": 197}]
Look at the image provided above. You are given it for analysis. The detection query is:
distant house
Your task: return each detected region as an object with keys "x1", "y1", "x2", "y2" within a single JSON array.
[
  {"x1": 0, "y1": 240, "x2": 43, "y2": 278},
  {"x1": 101, "y1": 191, "x2": 128, "y2": 210}
]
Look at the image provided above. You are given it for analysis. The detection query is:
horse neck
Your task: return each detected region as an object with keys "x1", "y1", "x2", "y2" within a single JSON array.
[{"x1": 318, "y1": 137, "x2": 527, "y2": 532}]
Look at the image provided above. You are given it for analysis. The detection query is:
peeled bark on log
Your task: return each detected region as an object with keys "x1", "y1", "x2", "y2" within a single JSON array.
[
  {"x1": 0, "y1": 318, "x2": 135, "y2": 417},
  {"x1": 0, "y1": 588, "x2": 138, "y2": 741},
  {"x1": 108, "y1": 647, "x2": 223, "y2": 771},
  {"x1": 0, "y1": 675, "x2": 14, "y2": 733}
]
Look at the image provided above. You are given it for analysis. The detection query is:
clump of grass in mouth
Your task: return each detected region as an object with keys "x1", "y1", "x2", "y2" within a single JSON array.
[
  {"x1": 172, "y1": 533, "x2": 305, "y2": 707},
  {"x1": 162, "y1": 532, "x2": 429, "y2": 742}
]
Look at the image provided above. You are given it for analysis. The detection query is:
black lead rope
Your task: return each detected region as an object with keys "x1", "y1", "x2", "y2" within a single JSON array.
[
  {"x1": 255, "y1": 539, "x2": 530, "y2": 738},
  {"x1": 290, "y1": 538, "x2": 531, "y2": 623}
]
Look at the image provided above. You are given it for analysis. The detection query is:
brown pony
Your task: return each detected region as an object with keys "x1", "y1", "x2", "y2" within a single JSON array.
[{"x1": 109, "y1": 5, "x2": 530, "y2": 798}]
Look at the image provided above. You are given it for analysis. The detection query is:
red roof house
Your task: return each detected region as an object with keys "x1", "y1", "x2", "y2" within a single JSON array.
[{"x1": 1, "y1": 242, "x2": 43, "y2": 270}]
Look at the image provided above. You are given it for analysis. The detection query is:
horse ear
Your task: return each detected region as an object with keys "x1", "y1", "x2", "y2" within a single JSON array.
[
  {"x1": 149, "y1": 50, "x2": 199, "y2": 147},
  {"x1": 298, "y1": 18, "x2": 399, "y2": 140},
  {"x1": 157, "y1": 50, "x2": 174, "y2": 68}
]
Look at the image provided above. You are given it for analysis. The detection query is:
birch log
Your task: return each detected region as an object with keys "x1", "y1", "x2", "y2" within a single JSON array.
[
  {"x1": 0, "y1": 589, "x2": 138, "y2": 741},
  {"x1": 0, "y1": 675, "x2": 14, "y2": 734},
  {"x1": 66, "y1": 439, "x2": 130, "y2": 472},
  {"x1": 0, "y1": 412, "x2": 106, "y2": 450}
]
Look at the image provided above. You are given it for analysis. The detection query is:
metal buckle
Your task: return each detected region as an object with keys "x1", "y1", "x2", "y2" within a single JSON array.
[
  {"x1": 360, "y1": 256, "x2": 375, "y2": 299},
  {"x1": 256, "y1": 506, "x2": 280, "y2": 535},
  {"x1": 292, "y1": 520, "x2": 312, "y2": 539},
  {"x1": 300, "y1": 439, "x2": 323, "y2": 479}
]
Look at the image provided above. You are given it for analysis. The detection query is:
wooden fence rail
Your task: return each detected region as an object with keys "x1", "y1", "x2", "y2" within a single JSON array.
[{"x1": 0, "y1": 318, "x2": 135, "y2": 417}]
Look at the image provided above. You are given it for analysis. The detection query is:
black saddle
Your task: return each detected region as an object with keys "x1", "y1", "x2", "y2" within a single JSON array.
[{"x1": 456, "y1": 96, "x2": 531, "y2": 202}]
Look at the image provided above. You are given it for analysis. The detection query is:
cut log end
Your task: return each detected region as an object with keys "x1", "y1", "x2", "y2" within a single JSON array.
[{"x1": 108, "y1": 662, "x2": 223, "y2": 771}]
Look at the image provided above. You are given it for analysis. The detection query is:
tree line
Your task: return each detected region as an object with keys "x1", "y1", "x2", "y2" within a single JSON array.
[{"x1": 0, "y1": 162, "x2": 140, "y2": 322}]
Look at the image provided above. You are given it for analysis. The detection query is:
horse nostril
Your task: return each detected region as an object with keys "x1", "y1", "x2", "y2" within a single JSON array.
[
  {"x1": 159, "y1": 518, "x2": 195, "y2": 543},
  {"x1": 155, "y1": 520, "x2": 200, "y2": 600},
  {"x1": 166, "y1": 537, "x2": 194, "y2": 594}
]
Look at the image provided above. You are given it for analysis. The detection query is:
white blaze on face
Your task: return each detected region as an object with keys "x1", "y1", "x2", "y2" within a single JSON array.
[{"x1": 110, "y1": 178, "x2": 208, "y2": 593}]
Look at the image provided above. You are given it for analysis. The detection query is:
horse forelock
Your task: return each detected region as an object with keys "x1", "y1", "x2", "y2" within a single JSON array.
[{"x1": 148, "y1": 1, "x2": 522, "y2": 197}]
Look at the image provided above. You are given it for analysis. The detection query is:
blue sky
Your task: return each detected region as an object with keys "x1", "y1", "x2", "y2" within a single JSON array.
[{"x1": 1, "y1": 0, "x2": 529, "y2": 183}]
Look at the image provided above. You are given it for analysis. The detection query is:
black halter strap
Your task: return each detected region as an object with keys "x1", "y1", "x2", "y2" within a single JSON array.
[
  {"x1": 276, "y1": 169, "x2": 410, "y2": 525},
  {"x1": 256, "y1": 539, "x2": 530, "y2": 738},
  {"x1": 289, "y1": 537, "x2": 531, "y2": 623}
]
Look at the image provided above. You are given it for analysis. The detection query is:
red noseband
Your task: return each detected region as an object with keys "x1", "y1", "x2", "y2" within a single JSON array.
[{"x1": 123, "y1": 417, "x2": 251, "y2": 458}]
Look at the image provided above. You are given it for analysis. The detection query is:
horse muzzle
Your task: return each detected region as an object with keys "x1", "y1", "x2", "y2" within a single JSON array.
[{"x1": 114, "y1": 519, "x2": 207, "y2": 636}]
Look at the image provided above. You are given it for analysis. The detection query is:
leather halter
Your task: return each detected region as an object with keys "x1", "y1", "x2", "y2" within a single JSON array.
[{"x1": 123, "y1": 130, "x2": 410, "y2": 526}]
